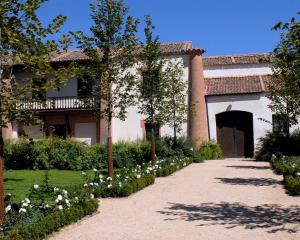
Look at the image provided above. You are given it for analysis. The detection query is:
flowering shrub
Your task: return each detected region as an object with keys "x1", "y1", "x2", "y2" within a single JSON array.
[
  {"x1": 155, "y1": 157, "x2": 193, "y2": 177},
  {"x1": 271, "y1": 155, "x2": 300, "y2": 195},
  {"x1": 1, "y1": 172, "x2": 98, "y2": 237},
  {"x1": 80, "y1": 165, "x2": 155, "y2": 198}
]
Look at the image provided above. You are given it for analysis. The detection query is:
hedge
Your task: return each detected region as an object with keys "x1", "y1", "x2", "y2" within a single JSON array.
[
  {"x1": 0, "y1": 199, "x2": 98, "y2": 240},
  {"x1": 4, "y1": 137, "x2": 196, "y2": 170},
  {"x1": 271, "y1": 155, "x2": 300, "y2": 195},
  {"x1": 155, "y1": 157, "x2": 193, "y2": 177},
  {"x1": 198, "y1": 140, "x2": 223, "y2": 160},
  {"x1": 94, "y1": 173, "x2": 155, "y2": 198},
  {"x1": 255, "y1": 131, "x2": 300, "y2": 162}
]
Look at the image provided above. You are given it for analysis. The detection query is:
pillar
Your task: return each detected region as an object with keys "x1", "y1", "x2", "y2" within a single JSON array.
[{"x1": 188, "y1": 51, "x2": 209, "y2": 149}]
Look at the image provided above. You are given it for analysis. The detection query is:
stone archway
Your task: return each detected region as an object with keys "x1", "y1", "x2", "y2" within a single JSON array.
[{"x1": 216, "y1": 111, "x2": 254, "y2": 158}]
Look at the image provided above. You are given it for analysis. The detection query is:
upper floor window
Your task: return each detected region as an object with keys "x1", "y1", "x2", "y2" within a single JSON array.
[{"x1": 272, "y1": 114, "x2": 288, "y2": 134}]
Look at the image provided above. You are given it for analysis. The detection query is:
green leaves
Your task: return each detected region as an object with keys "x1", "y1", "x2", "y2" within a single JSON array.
[
  {"x1": 0, "y1": 0, "x2": 74, "y2": 129},
  {"x1": 269, "y1": 11, "x2": 300, "y2": 131}
]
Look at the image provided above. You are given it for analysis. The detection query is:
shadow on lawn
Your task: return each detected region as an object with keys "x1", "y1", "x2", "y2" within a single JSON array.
[
  {"x1": 226, "y1": 165, "x2": 271, "y2": 170},
  {"x1": 4, "y1": 178, "x2": 24, "y2": 183},
  {"x1": 215, "y1": 177, "x2": 281, "y2": 186},
  {"x1": 158, "y1": 202, "x2": 300, "y2": 233}
]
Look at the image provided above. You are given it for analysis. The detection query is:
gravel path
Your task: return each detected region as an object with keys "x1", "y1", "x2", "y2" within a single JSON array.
[{"x1": 51, "y1": 159, "x2": 300, "y2": 240}]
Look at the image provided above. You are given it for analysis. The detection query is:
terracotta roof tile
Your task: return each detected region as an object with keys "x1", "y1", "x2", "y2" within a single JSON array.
[
  {"x1": 51, "y1": 42, "x2": 195, "y2": 62},
  {"x1": 203, "y1": 53, "x2": 270, "y2": 66},
  {"x1": 205, "y1": 75, "x2": 272, "y2": 96}
]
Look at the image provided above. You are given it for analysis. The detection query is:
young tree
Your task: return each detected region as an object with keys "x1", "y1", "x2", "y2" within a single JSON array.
[
  {"x1": 162, "y1": 61, "x2": 189, "y2": 143},
  {"x1": 268, "y1": 12, "x2": 300, "y2": 136},
  {"x1": 72, "y1": 0, "x2": 139, "y2": 177},
  {"x1": 137, "y1": 16, "x2": 164, "y2": 165},
  {"x1": 0, "y1": 0, "x2": 73, "y2": 223}
]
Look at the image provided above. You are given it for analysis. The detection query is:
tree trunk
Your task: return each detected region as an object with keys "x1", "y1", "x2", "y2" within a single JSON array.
[
  {"x1": 0, "y1": 131, "x2": 5, "y2": 224},
  {"x1": 150, "y1": 123, "x2": 156, "y2": 166},
  {"x1": 173, "y1": 108, "x2": 177, "y2": 145},
  {"x1": 107, "y1": 117, "x2": 113, "y2": 178}
]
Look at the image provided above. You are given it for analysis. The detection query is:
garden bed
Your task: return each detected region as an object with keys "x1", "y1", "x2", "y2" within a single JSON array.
[{"x1": 271, "y1": 155, "x2": 300, "y2": 195}]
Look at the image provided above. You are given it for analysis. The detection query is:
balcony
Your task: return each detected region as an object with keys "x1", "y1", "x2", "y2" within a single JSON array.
[{"x1": 18, "y1": 96, "x2": 100, "y2": 111}]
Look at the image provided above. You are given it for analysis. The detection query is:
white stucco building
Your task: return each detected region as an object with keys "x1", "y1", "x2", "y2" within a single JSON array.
[{"x1": 4, "y1": 42, "x2": 299, "y2": 158}]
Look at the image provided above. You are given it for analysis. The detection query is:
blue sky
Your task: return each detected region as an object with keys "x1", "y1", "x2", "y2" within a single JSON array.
[{"x1": 38, "y1": 0, "x2": 299, "y2": 56}]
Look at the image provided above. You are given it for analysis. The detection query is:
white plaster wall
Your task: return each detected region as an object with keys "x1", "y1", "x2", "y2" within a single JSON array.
[
  {"x1": 207, "y1": 93, "x2": 300, "y2": 148},
  {"x1": 47, "y1": 78, "x2": 78, "y2": 97},
  {"x1": 203, "y1": 64, "x2": 272, "y2": 78},
  {"x1": 74, "y1": 123, "x2": 96, "y2": 146},
  {"x1": 206, "y1": 94, "x2": 272, "y2": 147},
  {"x1": 112, "y1": 54, "x2": 190, "y2": 142}
]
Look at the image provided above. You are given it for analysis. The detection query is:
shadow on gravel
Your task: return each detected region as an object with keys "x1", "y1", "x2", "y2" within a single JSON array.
[
  {"x1": 215, "y1": 177, "x2": 281, "y2": 186},
  {"x1": 226, "y1": 165, "x2": 271, "y2": 170},
  {"x1": 158, "y1": 202, "x2": 300, "y2": 233}
]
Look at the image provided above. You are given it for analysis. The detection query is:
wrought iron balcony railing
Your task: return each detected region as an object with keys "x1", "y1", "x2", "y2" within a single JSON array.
[{"x1": 17, "y1": 96, "x2": 100, "y2": 111}]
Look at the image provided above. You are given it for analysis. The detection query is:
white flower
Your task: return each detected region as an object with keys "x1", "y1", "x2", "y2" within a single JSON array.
[
  {"x1": 82, "y1": 171, "x2": 86, "y2": 175},
  {"x1": 57, "y1": 195, "x2": 63, "y2": 201},
  {"x1": 22, "y1": 202, "x2": 29, "y2": 208},
  {"x1": 63, "y1": 190, "x2": 68, "y2": 196},
  {"x1": 296, "y1": 172, "x2": 300, "y2": 177},
  {"x1": 89, "y1": 182, "x2": 94, "y2": 186},
  {"x1": 19, "y1": 208, "x2": 26, "y2": 213},
  {"x1": 5, "y1": 205, "x2": 11, "y2": 213},
  {"x1": 83, "y1": 183, "x2": 88, "y2": 187},
  {"x1": 74, "y1": 197, "x2": 79, "y2": 201},
  {"x1": 58, "y1": 205, "x2": 63, "y2": 210},
  {"x1": 55, "y1": 199, "x2": 59, "y2": 203},
  {"x1": 93, "y1": 168, "x2": 98, "y2": 172},
  {"x1": 25, "y1": 198, "x2": 30, "y2": 204},
  {"x1": 54, "y1": 187, "x2": 60, "y2": 192},
  {"x1": 90, "y1": 194, "x2": 94, "y2": 199},
  {"x1": 7, "y1": 193, "x2": 11, "y2": 196},
  {"x1": 45, "y1": 204, "x2": 50, "y2": 208},
  {"x1": 107, "y1": 184, "x2": 112, "y2": 188},
  {"x1": 33, "y1": 184, "x2": 39, "y2": 190},
  {"x1": 119, "y1": 182, "x2": 122, "y2": 188},
  {"x1": 190, "y1": 147, "x2": 194, "y2": 151},
  {"x1": 99, "y1": 174, "x2": 103, "y2": 179},
  {"x1": 116, "y1": 174, "x2": 120, "y2": 178},
  {"x1": 65, "y1": 199, "x2": 70, "y2": 204},
  {"x1": 94, "y1": 182, "x2": 99, "y2": 186},
  {"x1": 106, "y1": 177, "x2": 112, "y2": 181},
  {"x1": 136, "y1": 174, "x2": 141, "y2": 179}
]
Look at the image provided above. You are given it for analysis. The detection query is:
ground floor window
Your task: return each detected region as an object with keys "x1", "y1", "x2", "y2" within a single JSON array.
[
  {"x1": 272, "y1": 114, "x2": 288, "y2": 134},
  {"x1": 145, "y1": 122, "x2": 160, "y2": 140},
  {"x1": 46, "y1": 124, "x2": 67, "y2": 139}
]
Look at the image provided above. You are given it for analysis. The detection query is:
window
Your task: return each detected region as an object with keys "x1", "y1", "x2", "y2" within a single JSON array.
[
  {"x1": 45, "y1": 124, "x2": 67, "y2": 139},
  {"x1": 142, "y1": 69, "x2": 160, "y2": 96},
  {"x1": 272, "y1": 114, "x2": 288, "y2": 134},
  {"x1": 145, "y1": 122, "x2": 160, "y2": 140}
]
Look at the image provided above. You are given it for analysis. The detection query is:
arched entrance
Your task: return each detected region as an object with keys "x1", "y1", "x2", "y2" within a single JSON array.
[{"x1": 216, "y1": 111, "x2": 254, "y2": 158}]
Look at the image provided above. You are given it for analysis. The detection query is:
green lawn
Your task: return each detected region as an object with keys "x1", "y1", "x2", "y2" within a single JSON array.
[{"x1": 4, "y1": 170, "x2": 88, "y2": 202}]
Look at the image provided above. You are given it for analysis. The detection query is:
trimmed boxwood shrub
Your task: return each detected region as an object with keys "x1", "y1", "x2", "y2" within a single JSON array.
[
  {"x1": 198, "y1": 140, "x2": 223, "y2": 160},
  {"x1": 284, "y1": 175, "x2": 300, "y2": 195},
  {"x1": 94, "y1": 173, "x2": 155, "y2": 198},
  {"x1": 0, "y1": 199, "x2": 98, "y2": 240},
  {"x1": 155, "y1": 157, "x2": 193, "y2": 177}
]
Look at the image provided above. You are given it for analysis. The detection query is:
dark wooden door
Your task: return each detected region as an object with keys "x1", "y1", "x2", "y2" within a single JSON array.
[{"x1": 216, "y1": 111, "x2": 254, "y2": 158}]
